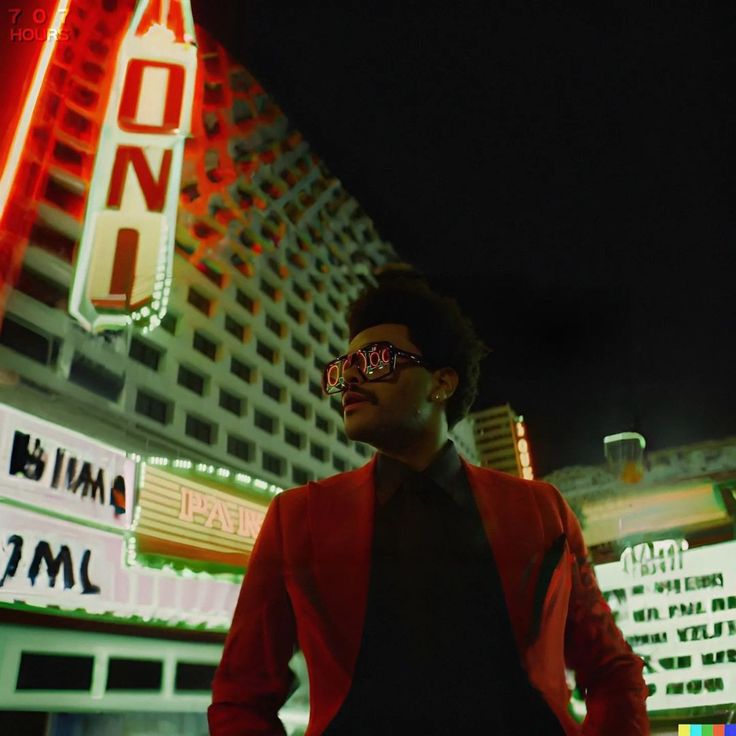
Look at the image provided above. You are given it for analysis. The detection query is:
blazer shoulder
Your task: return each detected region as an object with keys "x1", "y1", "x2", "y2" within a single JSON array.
[{"x1": 464, "y1": 461, "x2": 567, "y2": 517}]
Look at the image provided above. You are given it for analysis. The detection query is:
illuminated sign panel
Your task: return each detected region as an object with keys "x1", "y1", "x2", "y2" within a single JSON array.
[
  {"x1": 594, "y1": 539, "x2": 736, "y2": 712},
  {"x1": 69, "y1": 0, "x2": 197, "y2": 332},
  {"x1": 0, "y1": 404, "x2": 134, "y2": 531},
  {"x1": 0, "y1": 505, "x2": 239, "y2": 630},
  {"x1": 134, "y1": 464, "x2": 266, "y2": 570}
]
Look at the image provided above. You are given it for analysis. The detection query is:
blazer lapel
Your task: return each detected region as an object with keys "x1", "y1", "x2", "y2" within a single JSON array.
[
  {"x1": 309, "y1": 456, "x2": 377, "y2": 681},
  {"x1": 461, "y1": 459, "x2": 545, "y2": 654}
]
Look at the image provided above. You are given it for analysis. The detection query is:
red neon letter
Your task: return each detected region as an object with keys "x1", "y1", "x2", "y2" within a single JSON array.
[
  {"x1": 90, "y1": 228, "x2": 139, "y2": 310},
  {"x1": 118, "y1": 59, "x2": 185, "y2": 134},
  {"x1": 107, "y1": 146, "x2": 173, "y2": 212}
]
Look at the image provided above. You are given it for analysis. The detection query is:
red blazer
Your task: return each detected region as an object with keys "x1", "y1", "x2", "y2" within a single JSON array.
[{"x1": 209, "y1": 456, "x2": 649, "y2": 735}]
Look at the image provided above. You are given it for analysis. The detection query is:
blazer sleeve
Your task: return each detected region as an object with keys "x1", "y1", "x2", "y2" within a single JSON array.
[
  {"x1": 557, "y1": 489, "x2": 650, "y2": 736},
  {"x1": 209, "y1": 492, "x2": 298, "y2": 736}
]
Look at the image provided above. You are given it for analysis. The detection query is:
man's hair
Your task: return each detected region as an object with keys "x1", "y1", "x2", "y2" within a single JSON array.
[{"x1": 347, "y1": 274, "x2": 489, "y2": 429}]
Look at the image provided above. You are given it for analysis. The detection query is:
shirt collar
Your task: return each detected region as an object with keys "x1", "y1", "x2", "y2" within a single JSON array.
[{"x1": 374, "y1": 439, "x2": 467, "y2": 507}]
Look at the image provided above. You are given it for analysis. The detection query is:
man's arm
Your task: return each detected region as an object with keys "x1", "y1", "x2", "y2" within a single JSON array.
[
  {"x1": 209, "y1": 492, "x2": 298, "y2": 736},
  {"x1": 558, "y1": 490, "x2": 650, "y2": 736}
]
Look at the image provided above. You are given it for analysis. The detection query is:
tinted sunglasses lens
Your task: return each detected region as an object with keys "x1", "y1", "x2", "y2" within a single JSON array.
[
  {"x1": 323, "y1": 361, "x2": 342, "y2": 393},
  {"x1": 363, "y1": 344, "x2": 393, "y2": 380}
]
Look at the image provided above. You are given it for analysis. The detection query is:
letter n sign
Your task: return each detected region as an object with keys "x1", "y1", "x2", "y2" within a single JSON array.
[{"x1": 69, "y1": 5, "x2": 197, "y2": 333}]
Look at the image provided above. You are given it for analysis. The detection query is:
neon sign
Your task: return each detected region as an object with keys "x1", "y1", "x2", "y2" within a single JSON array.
[
  {"x1": 593, "y1": 539, "x2": 736, "y2": 712},
  {"x1": 133, "y1": 464, "x2": 266, "y2": 571},
  {"x1": 69, "y1": 0, "x2": 198, "y2": 333},
  {"x1": 0, "y1": 505, "x2": 239, "y2": 630}
]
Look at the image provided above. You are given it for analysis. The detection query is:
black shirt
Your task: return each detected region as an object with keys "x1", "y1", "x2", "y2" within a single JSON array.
[{"x1": 323, "y1": 440, "x2": 565, "y2": 735}]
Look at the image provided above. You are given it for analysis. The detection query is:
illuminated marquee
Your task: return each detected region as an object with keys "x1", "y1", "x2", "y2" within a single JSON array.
[
  {"x1": 69, "y1": 0, "x2": 198, "y2": 333},
  {"x1": 592, "y1": 539, "x2": 736, "y2": 713},
  {"x1": 0, "y1": 504, "x2": 239, "y2": 630},
  {"x1": 0, "y1": 404, "x2": 134, "y2": 531},
  {"x1": 133, "y1": 464, "x2": 267, "y2": 572}
]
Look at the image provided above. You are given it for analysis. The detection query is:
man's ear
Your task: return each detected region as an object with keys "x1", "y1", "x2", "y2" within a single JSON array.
[{"x1": 433, "y1": 367, "x2": 459, "y2": 401}]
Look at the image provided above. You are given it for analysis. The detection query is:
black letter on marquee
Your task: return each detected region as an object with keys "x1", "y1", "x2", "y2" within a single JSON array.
[
  {"x1": 80, "y1": 549, "x2": 100, "y2": 594},
  {"x1": 9, "y1": 432, "x2": 46, "y2": 481},
  {"x1": 0, "y1": 534, "x2": 23, "y2": 587},
  {"x1": 28, "y1": 541, "x2": 74, "y2": 589}
]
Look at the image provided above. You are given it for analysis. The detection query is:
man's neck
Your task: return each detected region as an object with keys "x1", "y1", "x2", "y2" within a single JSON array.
[{"x1": 375, "y1": 429, "x2": 449, "y2": 472}]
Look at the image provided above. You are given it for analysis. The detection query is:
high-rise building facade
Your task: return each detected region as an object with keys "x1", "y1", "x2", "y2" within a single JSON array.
[
  {"x1": 0, "y1": 4, "x2": 474, "y2": 733},
  {"x1": 470, "y1": 403, "x2": 533, "y2": 479}
]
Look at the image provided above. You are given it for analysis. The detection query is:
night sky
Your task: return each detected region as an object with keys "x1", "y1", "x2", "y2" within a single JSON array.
[{"x1": 192, "y1": 2, "x2": 734, "y2": 475}]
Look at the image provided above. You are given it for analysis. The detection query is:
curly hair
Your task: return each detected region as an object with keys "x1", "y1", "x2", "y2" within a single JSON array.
[{"x1": 347, "y1": 273, "x2": 489, "y2": 429}]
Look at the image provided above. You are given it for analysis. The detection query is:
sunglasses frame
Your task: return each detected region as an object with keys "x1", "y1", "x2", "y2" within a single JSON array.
[{"x1": 321, "y1": 341, "x2": 431, "y2": 395}]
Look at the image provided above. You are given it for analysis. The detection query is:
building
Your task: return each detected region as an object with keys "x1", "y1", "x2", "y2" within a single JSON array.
[
  {"x1": 543, "y1": 435, "x2": 736, "y2": 733},
  {"x1": 0, "y1": 3, "x2": 475, "y2": 734},
  {"x1": 470, "y1": 403, "x2": 533, "y2": 478}
]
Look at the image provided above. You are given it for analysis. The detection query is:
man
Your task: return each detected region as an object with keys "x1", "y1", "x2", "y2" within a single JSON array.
[{"x1": 209, "y1": 276, "x2": 649, "y2": 735}]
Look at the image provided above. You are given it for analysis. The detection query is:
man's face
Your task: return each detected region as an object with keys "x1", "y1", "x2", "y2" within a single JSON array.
[{"x1": 337, "y1": 323, "x2": 438, "y2": 450}]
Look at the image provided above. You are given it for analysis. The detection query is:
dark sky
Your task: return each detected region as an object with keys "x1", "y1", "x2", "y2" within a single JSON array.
[{"x1": 192, "y1": 2, "x2": 735, "y2": 475}]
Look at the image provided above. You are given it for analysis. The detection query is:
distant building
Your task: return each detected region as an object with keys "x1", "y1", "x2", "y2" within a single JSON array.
[{"x1": 470, "y1": 403, "x2": 533, "y2": 478}]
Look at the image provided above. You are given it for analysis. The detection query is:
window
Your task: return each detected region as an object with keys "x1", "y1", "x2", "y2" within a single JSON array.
[
  {"x1": 135, "y1": 390, "x2": 170, "y2": 424},
  {"x1": 293, "y1": 282, "x2": 309, "y2": 303},
  {"x1": 0, "y1": 317, "x2": 58, "y2": 365},
  {"x1": 227, "y1": 434, "x2": 253, "y2": 461},
  {"x1": 129, "y1": 337, "x2": 161, "y2": 370},
  {"x1": 314, "y1": 303, "x2": 328, "y2": 322},
  {"x1": 219, "y1": 388, "x2": 243, "y2": 416},
  {"x1": 261, "y1": 279, "x2": 279, "y2": 301},
  {"x1": 315, "y1": 415, "x2": 331, "y2": 434},
  {"x1": 333, "y1": 456, "x2": 347, "y2": 472},
  {"x1": 185, "y1": 414, "x2": 215, "y2": 444},
  {"x1": 284, "y1": 361, "x2": 302, "y2": 383},
  {"x1": 262, "y1": 451, "x2": 285, "y2": 476},
  {"x1": 292, "y1": 466, "x2": 311, "y2": 485},
  {"x1": 310, "y1": 441, "x2": 328, "y2": 462},
  {"x1": 193, "y1": 331, "x2": 218, "y2": 360},
  {"x1": 292, "y1": 336, "x2": 308, "y2": 357},
  {"x1": 256, "y1": 340, "x2": 277, "y2": 363},
  {"x1": 285, "y1": 427, "x2": 304, "y2": 448},
  {"x1": 291, "y1": 398, "x2": 309, "y2": 419},
  {"x1": 308, "y1": 324, "x2": 324, "y2": 343},
  {"x1": 231, "y1": 357, "x2": 253, "y2": 383},
  {"x1": 160, "y1": 312, "x2": 178, "y2": 335},
  {"x1": 187, "y1": 287, "x2": 212, "y2": 315},
  {"x1": 262, "y1": 379, "x2": 282, "y2": 402},
  {"x1": 309, "y1": 380, "x2": 323, "y2": 399},
  {"x1": 225, "y1": 315, "x2": 245, "y2": 341},
  {"x1": 178, "y1": 365, "x2": 206, "y2": 395},
  {"x1": 236, "y1": 289, "x2": 256, "y2": 313},
  {"x1": 286, "y1": 303, "x2": 303, "y2": 324},
  {"x1": 69, "y1": 354, "x2": 123, "y2": 401},
  {"x1": 337, "y1": 430, "x2": 349, "y2": 446},
  {"x1": 266, "y1": 315, "x2": 283, "y2": 337},
  {"x1": 254, "y1": 409, "x2": 277, "y2": 434}
]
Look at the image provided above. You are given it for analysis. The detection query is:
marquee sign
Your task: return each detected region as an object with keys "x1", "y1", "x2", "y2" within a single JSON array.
[
  {"x1": 133, "y1": 464, "x2": 266, "y2": 572},
  {"x1": 0, "y1": 504, "x2": 239, "y2": 630},
  {"x1": 594, "y1": 539, "x2": 736, "y2": 712},
  {"x1": 0, "y1": 404, "x2": 134, "y2": 531},
  {"x1": 69, "y1": 0, "x2": 198, "y2": 333}
]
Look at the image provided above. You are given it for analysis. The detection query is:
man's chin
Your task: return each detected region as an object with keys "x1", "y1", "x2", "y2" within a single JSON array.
[{"x1": 343, "y1": 415, "x2": 376, "y2": 446}]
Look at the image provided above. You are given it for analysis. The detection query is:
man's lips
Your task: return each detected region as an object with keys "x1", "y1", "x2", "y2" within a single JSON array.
[{"x1": 342, "y1": 391, "x2": 374, "y2": 409}]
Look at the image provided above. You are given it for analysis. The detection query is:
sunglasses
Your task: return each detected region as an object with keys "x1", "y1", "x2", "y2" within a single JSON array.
[{"x1": 321, "y1": 341, "x2": 431, "y2": 395}]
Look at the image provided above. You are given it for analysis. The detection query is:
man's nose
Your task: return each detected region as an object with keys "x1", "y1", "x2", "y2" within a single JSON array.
[{"x1": 341, "y1": 357, "x2": 365, "y2": 385}]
